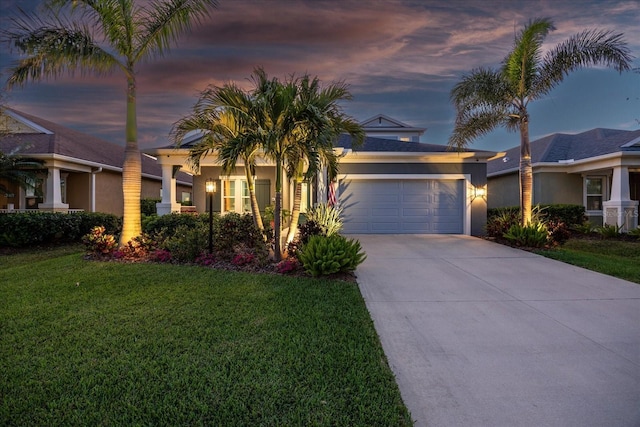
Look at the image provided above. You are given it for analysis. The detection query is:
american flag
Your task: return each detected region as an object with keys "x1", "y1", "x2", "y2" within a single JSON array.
[{"x1": 327, "y1": 181, "x2": 337, "y2": 207}]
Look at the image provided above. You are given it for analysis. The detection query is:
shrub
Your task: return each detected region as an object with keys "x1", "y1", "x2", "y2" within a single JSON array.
[
  {"x1": 115, "y1": 234, "x2": 160, "y2": 260},
  {"x1": 287, "y1": 219, "x2": 324, "y2": 258},
  {"x1": 503, "y1": 222, "x2": 549, "y2": 248},
  {"x1": 546, "y1": 219, "x2": 571, "y2": 246},
  {"x1": 487, "y1": 204, "x2": 586, "y2": 230},
  {"x1": 195, "y1": 252, "x2": 216, "y2": 266},
  {"x1": 143, "y1": 212, "x2": 207, "y2": 242},
  {"x1": 165, "y1": 224, "x2": 209, "y2": 263},
  {"x1": 275, "y1": 259, "x2": 299, "y2": 274},
  {"x1": 485, "y1": 208, "x2": 519, "y2": 238},
  {"x1": 306, "y1": 203, "x2": 343, "y2": 236},
  {"x1": 141, "y1": 198, "x2": 160, "y2": 216},
  {"x1": 298, "y1": 235, "x2": 367, "y2": 277},
  {"x1": 595, "y1": 223, "x2": 622, "y2": 238},
  {"x1": 572, "y1": 221, "x2": 597, "y2": 234},
  {"x1": 214, "y1": 213, "x2": 268, "y2": 263},
  {"x1": 231, "y1": 252, "x2": 256, "y2": 267},
  {"x1": 82, "y1": 226, "x2": 118, "y2": 256},
  {"x1": 149, "y1": 249, "x2": 172, "y2": 263},
  {"x1": 628, "y1": 227, "x2": 640, "y2": 239}
]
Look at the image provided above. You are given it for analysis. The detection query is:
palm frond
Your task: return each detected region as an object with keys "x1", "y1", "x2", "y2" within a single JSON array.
[
  {"x1": 448, "y1": 108, "x2": 509, "y2": 151},
  {"x1": 502, "y1": 18, "x2": 554, "y2": 96},
  {"x1": 135, "y1": 0, "x2": 217, "y2": 62},
  {"x1": 2, "y1": 9, "x2": 119, "y2": 87},
  {"x1": 532, "y1": 29, "x2": 632, "y2": 99}
]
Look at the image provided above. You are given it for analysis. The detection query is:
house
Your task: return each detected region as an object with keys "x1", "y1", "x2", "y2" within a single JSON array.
[
  {"x1": 0, "y1": 108, "x2": 192, "y2": 215},
  {"x1": 359, "y1": 114, "x2": 426, "y2": 142},
  {"x1": 487, "y1": 128, "x2": 640, "y2": 231},
  {"x1": 147, "y1": 122, "x2": 500, "y2": 236}
]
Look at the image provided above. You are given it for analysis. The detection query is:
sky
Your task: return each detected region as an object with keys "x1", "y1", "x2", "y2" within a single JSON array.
[{"x1": 0, "y1": 0, "x2": 639, "y2": 153}]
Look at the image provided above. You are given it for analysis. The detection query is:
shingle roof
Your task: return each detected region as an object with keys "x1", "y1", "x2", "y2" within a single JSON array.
[
  {"x1": 488, "y1": 128, "x2": 640, "y2": 175},
  {"x1": 336, "y1": 134, "x2": 495, "y2": 154},
  {"x1": 1, "y1": 108, "x2": 191, "y2": 182}
]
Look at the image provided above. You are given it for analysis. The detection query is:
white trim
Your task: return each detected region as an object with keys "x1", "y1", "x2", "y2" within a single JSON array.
[
  {"x1": 3, "y1": 109, "x2": 54, "y2": 134},
  {"x1": 621, "y1": 136, "x2": 640, "y2": 148},
  {"x1": 336, "y1": 173, "x2": 471, "y2": 235}
]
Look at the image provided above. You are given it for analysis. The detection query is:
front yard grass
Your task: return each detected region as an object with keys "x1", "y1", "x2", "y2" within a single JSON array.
[
  {"x1": 536, "y1": 238, "x2": 640, "y2": 284},
  {"x1": 0, "y1": 246, "x2": 412, "y2": 426}
]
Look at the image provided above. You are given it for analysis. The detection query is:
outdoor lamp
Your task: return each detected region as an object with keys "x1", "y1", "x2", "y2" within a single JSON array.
[
  {"x1": 205, "y1": 178, "x2": 216, "y2": 253},
  {"x1": 474, "y1": 186, "x2": 486, "y2": 200},
  {"x1": 205, "y1": 178, "x2": 216, "y2": 194}
]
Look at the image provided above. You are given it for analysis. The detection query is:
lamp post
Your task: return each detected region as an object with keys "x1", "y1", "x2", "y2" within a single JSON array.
[{"x1": 205, "y1": 178, "x2": 216, "y2": 254}]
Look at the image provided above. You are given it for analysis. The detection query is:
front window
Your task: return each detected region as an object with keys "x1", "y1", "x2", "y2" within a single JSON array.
[
  {"x1": 585, "y1": 176, "x2": 605, "y2": 212},
  {"x1": 221, "y1": 178, "x2": 251, "y2": 213}
]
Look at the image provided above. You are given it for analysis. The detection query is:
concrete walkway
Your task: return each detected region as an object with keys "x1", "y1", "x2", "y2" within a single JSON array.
[{"x1": 354, "y1": 235, "x2": 640, "y2": 427}]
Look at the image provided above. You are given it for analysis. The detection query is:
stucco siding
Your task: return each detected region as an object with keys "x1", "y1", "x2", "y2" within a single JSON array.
[
  {"x1": 95, "y1": 171, "x2": 124, "y2": 215},
  {"x1": 66, "y1": 172, "x2": 90, "y2": 211},
  {"x1": 534, "y1": 173, "x2": 583, "y2": 205},
  {"x1": 488, "y1": 173, "x2": 519, "y2": 209}
]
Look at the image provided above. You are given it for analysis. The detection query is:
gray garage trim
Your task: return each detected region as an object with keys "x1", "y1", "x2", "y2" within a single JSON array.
[{"x1": 338, "y1": 174, "x2": 471, "y2": 235}]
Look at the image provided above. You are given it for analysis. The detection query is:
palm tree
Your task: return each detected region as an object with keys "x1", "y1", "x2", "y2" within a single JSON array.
[
  {"x1": 1, "y1": 0, "x2": 217, "y2": 245},
  {"x1": 249, "y1": 68, "x2": 300, "y2": 261},
  {"x1": 449, "y1": 18, "x2": 632, "y2": 225},
  {"x1": 284, "y1": 74, "x2": 364, "y2": 245},
  {"x1": 172, "y1": 83, "x2": 265, "y2": 232}
]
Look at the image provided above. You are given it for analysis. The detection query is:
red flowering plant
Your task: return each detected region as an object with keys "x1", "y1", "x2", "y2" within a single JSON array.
[{"x1": 82, "y1": 226, "x2": 117, "y2": 257}]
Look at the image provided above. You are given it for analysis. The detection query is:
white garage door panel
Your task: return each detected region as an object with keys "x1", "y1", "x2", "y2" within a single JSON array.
[{"x1": 340, "y1": 179, "x2": 463, "y2": 234}]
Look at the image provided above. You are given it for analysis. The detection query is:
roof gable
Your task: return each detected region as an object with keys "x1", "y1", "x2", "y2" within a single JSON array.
[
  {"x1": 0, "y1": 108, "x2": 185, "y2": 180},
  {"x1": 361, "y1": 114, "x2": 413, "y2": 129}
]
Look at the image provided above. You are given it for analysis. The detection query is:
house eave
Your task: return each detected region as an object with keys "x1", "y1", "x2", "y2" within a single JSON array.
[
  {"x1": 340, "y1": 150, "x2": 502, "y2": 163},
  {"x1": 488, "y1": 151, "x2": 640, "y2": 177}
]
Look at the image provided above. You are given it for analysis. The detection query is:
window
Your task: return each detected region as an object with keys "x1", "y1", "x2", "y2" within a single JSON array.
[
  {"x1": 221, "y1": 178, "x2": 251, "y2": 213},
  {"x1": 585, "y1": 177, "x2": 605, "y2": 211}
]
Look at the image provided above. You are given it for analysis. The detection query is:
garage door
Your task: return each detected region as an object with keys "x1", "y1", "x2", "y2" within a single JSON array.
[{"x1": 339, "y1": 179, "x2": 464, "y2": 234}]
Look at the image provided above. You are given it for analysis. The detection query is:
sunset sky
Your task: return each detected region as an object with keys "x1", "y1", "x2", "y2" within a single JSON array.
[{"x1": 1, "y1": 0, "x2": 638, "y2": 153}]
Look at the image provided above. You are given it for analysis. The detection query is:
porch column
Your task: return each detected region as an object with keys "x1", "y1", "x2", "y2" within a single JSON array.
[
  {"x1": 38, "y1": 166, "x2": 69, "y2": 212},
  {"x1": 603, "y1": 165, "x2": 638, "y2": 231},
  {"x1": 317, "y1": 165, "x2": 327, "y2": 205},
  {"x1": 156, "y1": 164, "x2": 181, "y2": 216}
]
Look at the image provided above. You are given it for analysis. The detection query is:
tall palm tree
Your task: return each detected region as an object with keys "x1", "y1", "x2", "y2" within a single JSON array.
[
  {"x1": 284, "y1": 74, "x2": 364, "y2": 245},
  {"x1": 1, "y1": 0, "x2": 217, "y2": 245},
  {"x1": 449, "y1": 18, "x2": 632, "y2": 225},
  {"x1": 172, "y1": 83, "x2": 265, "y2": 232}
]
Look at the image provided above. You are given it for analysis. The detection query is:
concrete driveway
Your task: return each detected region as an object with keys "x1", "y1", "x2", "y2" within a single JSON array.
[{"x1": 354, "y1": 235, "x2": 640, "y2": 427}]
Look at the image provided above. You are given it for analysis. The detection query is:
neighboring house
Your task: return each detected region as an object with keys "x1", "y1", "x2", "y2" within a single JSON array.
[
  {"x1": 359, "y1": 114, "x2": 426, "y2": 142},
  {"x1": 0, "y1": 108, "x2": 192, "y2": 215},
  {"x1": 487, "y1": 128, "x2": 640, "y2": 231},
  {"x1": 147, "y1": 127, "x2": 500, "y2": 236}
]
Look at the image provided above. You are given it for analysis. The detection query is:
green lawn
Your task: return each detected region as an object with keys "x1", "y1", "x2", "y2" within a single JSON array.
[
  {"x1": 536, "y1": 238, "x2": 640, "y2": 284},
  {"x1": 0, "y1": 246, "x2": 412, "y2": 426}
]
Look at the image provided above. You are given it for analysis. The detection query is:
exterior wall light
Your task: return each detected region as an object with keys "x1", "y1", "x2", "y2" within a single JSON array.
[{"x1": 474, "y1": 186, "x2": 486, "y2": 200}]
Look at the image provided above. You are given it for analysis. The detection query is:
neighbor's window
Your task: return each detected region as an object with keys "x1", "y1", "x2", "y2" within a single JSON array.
[{"x1": 585, "y1": 177, "x2": 604, "y2": 211}]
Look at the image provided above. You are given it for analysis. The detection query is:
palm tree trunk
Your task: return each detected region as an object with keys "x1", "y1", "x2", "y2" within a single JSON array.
[
  {"x1": 285, "y1": 179, "x2": 303, "y2": 245},
  {"x1": 519, "y1": 118, "x2": 533, "y2": 225},
  {"x1": 244, "y1": 167, "x2": 264, "y2": 233},
  {"x1": 120, "y1": 75, "x2": 142, "y2": 246},
  {"x1": 274, "y1": 155, "x2": 283, "y2": 261}
]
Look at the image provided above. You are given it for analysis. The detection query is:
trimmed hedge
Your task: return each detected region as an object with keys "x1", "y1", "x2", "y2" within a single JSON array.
[
  {"x1": 488, "y1": 204, "x2": 586, "y2": 226},
  {"x1": 0, "y1": 212, "x2": 121, "y2": 248}
]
